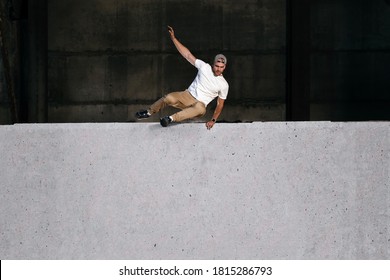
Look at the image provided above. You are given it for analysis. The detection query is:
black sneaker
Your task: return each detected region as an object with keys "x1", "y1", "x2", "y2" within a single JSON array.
[
  {"x1": 135, "y1": 110, "x2": 150, "y2": 119},
  {"x1": 160, "y1": 116, "x2": 172, "y2": 127}
]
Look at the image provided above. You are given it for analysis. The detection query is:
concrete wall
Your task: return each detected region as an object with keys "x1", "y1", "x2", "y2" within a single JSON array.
[{"x1": 0, "y1": 122, "x2": 389, "y2": 259}]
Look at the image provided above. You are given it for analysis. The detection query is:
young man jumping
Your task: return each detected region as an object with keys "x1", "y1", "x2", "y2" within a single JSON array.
[{"x1": 135, "y1": 26, "x2": 229, "y2": 130}]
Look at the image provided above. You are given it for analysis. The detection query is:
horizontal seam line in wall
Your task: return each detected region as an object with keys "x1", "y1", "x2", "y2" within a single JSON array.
[
  {"x1": 47, "y1": 49, "x2": 286, "y2": 57},
  {"x1": 47, "y1": 100, "x2": 286, "y2": 106},
  {"x1": 311, "y1": 49, "x2": 390, "y2": 54}
]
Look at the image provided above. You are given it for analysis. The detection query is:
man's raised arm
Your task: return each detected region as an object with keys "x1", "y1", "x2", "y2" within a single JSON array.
[{"x1": 168, "y1": 26, "x2": 197, "y2": 66}]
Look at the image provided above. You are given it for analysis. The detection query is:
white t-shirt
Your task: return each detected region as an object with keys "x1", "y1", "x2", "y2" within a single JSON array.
[{"x1": 187, "y1": 59, "x2": 229, "y2": 106}]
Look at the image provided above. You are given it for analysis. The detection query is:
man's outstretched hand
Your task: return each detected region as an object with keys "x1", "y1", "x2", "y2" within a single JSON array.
[{"x1": 168, "y1": 26, "x2": 175, "y2": 40}]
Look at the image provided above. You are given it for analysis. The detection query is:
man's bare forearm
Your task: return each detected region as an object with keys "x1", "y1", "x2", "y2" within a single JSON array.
[
  {"x1": 168, "y1": 26, "x2": 196, "y2": 65},
  {"x1": 206, "y1": 98, "x2": 225, "y2": 130},
  {"x1": 212, "y1": 99, "x2": 224, "y2": 120}
]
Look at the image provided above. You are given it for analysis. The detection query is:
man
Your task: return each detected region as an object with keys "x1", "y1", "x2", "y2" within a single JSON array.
[{"x1": 135, "y1": 26, "x2": 229, "y2": 130}]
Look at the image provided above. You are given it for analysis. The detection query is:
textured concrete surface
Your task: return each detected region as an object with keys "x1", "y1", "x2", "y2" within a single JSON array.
[{"x1": 0, "y1": 122, "x2": 389, "y2": 259}]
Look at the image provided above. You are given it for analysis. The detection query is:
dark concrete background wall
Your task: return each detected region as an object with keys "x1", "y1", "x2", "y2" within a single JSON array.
[
  {"x1": 1, "y1": 0, "x2": 390, "y2": 124},
  {"x1": 310, "y1": 0, "x2": 390, "y2": 120},
  {"x1": 47, "y1": 0, "x2": 286, "y2": 122},
  {"x1": 0, "y1": 0, "x2": 28, "y2": 124},
  {"x1": 0, "y1": 0, "x2": 24, "y2": 123}
]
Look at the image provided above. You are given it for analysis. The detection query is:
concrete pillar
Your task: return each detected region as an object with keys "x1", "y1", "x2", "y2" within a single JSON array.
[
  {"x1": 0, "y1": 2, "x2": 19, "y2": 123},
  {"x1": 28, "y1": 0, "x2": 47, "y2": 122},
  {"x1": 286, "y1": 0, "x2": 310, "y2": 121}
]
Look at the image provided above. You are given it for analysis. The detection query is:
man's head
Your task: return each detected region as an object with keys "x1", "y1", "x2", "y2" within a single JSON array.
[{"x1": 212, "y1": 54, "x2": 227, "y2": 76}]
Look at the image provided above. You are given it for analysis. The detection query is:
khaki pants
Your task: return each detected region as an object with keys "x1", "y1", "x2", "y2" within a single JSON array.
[{"x1": 149, "y1": 90, "x2": 206, "y2": 122}]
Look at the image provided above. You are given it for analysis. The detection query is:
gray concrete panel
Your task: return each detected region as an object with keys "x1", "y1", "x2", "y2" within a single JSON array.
[
  {"x1": 227, "y1": 54, "x2": 285, "y2": 102},
  {"x1": 223, "y1": 0, "x2": 286, "y2": 51},
  {"x1": 48, "y1": 55, "x2": 161, "y2": 103},
  {"x1": 0, "y1": 122, "x2": 389, "y2": 259},
  {"x1": 311, "y1": 53, "x2": 390, "y2": 102},
  {"x1": 48, "y1": 0, "x2": 162, "y2": 52},
  {"x1": 311, "y1": 1, "x2": 390, "y2": 50}
]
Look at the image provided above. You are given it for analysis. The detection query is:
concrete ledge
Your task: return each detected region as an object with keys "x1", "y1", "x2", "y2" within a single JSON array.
[{"x1": 0, "y1": 122, "x2": 389, "y2": 259}]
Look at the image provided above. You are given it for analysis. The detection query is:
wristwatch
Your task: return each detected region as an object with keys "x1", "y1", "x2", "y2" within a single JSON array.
[{"x1": 211, "y1": 119, "x2": 216, "y2": 122}]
